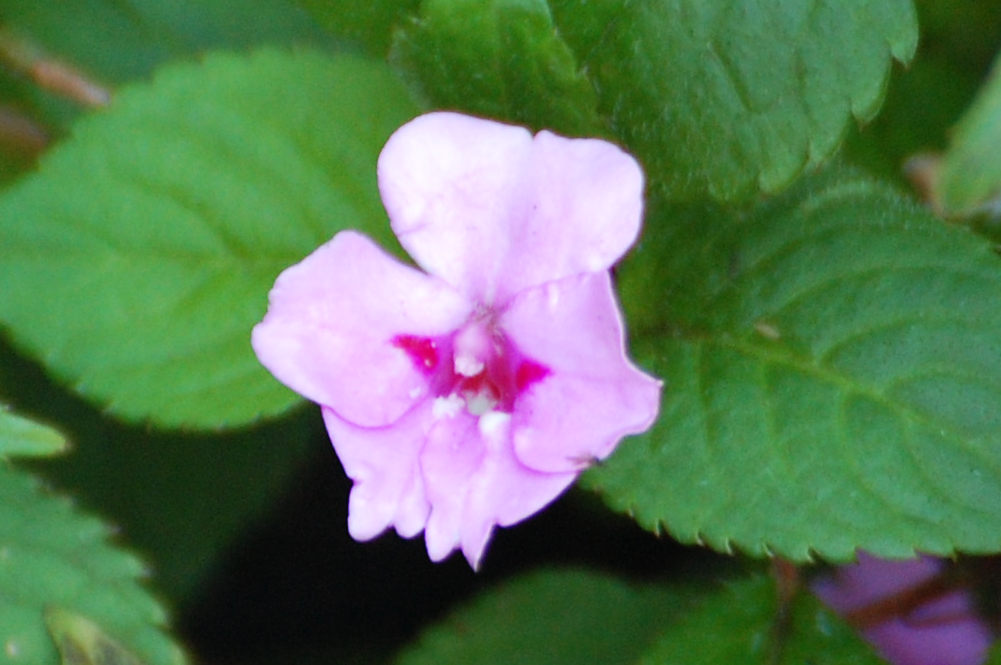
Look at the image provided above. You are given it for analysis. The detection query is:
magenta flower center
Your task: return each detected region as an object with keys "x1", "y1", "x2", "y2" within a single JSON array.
[{"x1": 394, "y1": 314, "x2": 549, "y2": 417}]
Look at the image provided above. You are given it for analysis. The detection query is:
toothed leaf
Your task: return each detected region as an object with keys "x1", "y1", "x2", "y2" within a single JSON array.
[{"x1": 589, "y1": 168, "x2": 1001, "y2": 560}]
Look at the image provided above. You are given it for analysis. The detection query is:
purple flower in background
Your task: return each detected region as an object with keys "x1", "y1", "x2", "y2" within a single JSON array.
[
  {"x1": 814, "y1": 553, "x2": 994, "y2": 665},
  {"x1": 252, "y1": 112, "x2": 661, "y2": 568}
]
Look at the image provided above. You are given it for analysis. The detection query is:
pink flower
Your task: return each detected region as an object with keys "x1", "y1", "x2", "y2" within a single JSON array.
[
  {"x1": 813, "y1": 553, "x2": 993, "y2": 665},
  {"x1": 252, "y1": 112, "x2": 661, "y2": 568}
]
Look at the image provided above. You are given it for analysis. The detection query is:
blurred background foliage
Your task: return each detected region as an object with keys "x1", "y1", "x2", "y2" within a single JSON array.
[{"x1": 0, "y1": 0, "x2": 999, "y2": 663}]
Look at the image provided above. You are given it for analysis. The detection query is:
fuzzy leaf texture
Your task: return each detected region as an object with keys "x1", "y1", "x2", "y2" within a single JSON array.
[
  {"x1": 0, "y1": 409, "x2": 66, "y2": 458},
  {"x1": 585, "y1": 168, "x2": 1001, "y2": 560},
  {"x1": 0, "y1": 465, "x2": 184, "y2": 665},
  {"x1": 394, "y1": 568, "x2": 689, "y2": 665},
  {"x1": 0, "y1": 50, "x2": 420, "y2": 428},
  {"x1": 547, "y1": 0, "x2": 917, "y2": 202},
  {"x1": 637, "y1": 575, "x2": 883, "y2": 664},
  {"x1": 936, "y1": 50, "x2": 1001, "y2": 216},
  {"x1": 389, "y1": 0, "x2": 603, "y2": 136}
]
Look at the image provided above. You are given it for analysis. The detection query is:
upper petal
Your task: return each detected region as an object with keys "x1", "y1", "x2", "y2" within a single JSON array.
[
  {"x1": 500, "y1": 272, "x2": 662, "y2": 472},
  {"x1": 378, "y1": 112, "x2": 644, "y2": 304},
  {"x1": 252, "y1": 231, "x2": 471, "y2": 427}
]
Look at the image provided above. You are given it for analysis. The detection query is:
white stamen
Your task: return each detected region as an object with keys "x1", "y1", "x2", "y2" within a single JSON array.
[
  {"x1": 432, "y1": 394, "x2": 464, "y2": 419},
  {"x1": 454, "y1": 353, "x2": 484, "y2": 377},
  {"x1": 465, "y1": 391, "x2": 497, "y2": 416},
  {"x1": 478, "y1": 410, "x2": 511, "y2": 438}
]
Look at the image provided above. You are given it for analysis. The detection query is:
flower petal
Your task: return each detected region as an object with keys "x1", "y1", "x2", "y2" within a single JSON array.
[
  {"x1": 814, "y1": 554, "x2": 993, "y2": 665},
  {"x1": 378, "y1": 112, "x2": 644, "y2": 304},
  {"x1": 421, "y1": 409, "x2": 484, "y2": 562},
  {"x1": 252, "y1": 231, "x2": 471, "y2": 427},
  {"x1": 460, "y1": 411, "x2": 577, "y2": 569},
  {"x1": 419, "y1": 407, "x2": 577, "y2": 568},
  {"x1": 322, "y1": 405, "x2": 431, "y2": 540},
  {"x1": 501, "y1": 272, "x2": 662, "y2": 472}
]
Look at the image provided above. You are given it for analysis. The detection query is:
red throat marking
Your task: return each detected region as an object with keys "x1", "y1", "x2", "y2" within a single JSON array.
[
  {"x1": 392, "y1": 335, "x2": 439, "y2": 373},
  {"x1": 515, "y1": 359, "x2": 550, "y2": 392}
]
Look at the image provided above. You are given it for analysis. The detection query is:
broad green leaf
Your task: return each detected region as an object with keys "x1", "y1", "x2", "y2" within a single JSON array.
[
  {"x1": 0, "y1": 335, "x2": 316, "y2": 609},
  {"x1": 40, "y1": 412, "x2": 317, "y2": 607},
  {"x1": 587, "y1": 167, "x2": 1001, "y2": 560},
  {"x1": 0, "y1": 1, "x2": 335, "y2": 133},
  {"x1": 638, "y1": 575, "x2": 882, "y2": 664},
  {"x1": 0, "y1": 50, "x2": 420, "y2": 428},
  {"x1": 936, "y1": 52, "x2": 1001, "y2": 215},
  {"x1": 844, "y1": 55, "x2": 984, "y2": 186},
  {"x1": 845, "y1": 0, "x2": 1001, "y2": 184},
  {"x1": 0, "y1": 408, "x2": 66, "y2": 458},
  {"x1": 0, "y1": 465, "x2": 184, "y2": 665},
  {"x1": 298, "y1": 0, "x2": 421, "y2": 56},
  {"x1": 0, "y1": 0, "x2": 332, "y2": 84},
  {"x1": 394, "y1": 568, "x2": 691, "y2": 665},
  {"x1": 548, "y1": 0, "x2": 918, "y2": 202},
  {"x1": 389, "y1": 0, "x2": 603, "y2": 136},
  {"x1": 47, "y1": 609, "x2": 146, "y2": 665}
]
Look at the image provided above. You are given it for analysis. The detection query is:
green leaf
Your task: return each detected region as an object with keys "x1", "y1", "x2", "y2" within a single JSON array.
[
  {"x1": 986, "y1": 638, "x2": 1001, "y2": 665},
  {"x1": 298, "y1": 0, "x2": 421, "y2": 56},
  {"x1": 46, "y1": 609, "x2": 146, "y2": 665},
  {"x1": 844, "y1": 55, "x2": 985, "y2": 186},
  {"x1": 39, "y1": 412, "x2": 317, "y2": 607},
  {"x1": 936, "y1": 52, "x2": 1001, "y2": 215},
  {"x1": 0, "y1": 1, "x2": 335, "y2": 134},
  {"x1": 0, "y1": 465, "x2": 184, "y2": 665},
  {"x1": 844, "y1": 1, "x2": 1001, "y2": 184},
  {"x1": 587, "y1": 167, "x2": 1001, "y2": 560},
  {"x1": 0, "y1": 0, "x2": 332, "y2": 85},
  {"x1": 394, "y1": 568, "x2": 691, "y2": 665},
  {"x1": 637, "y1": 575, "x2": 882, "y2": 664},
  {"x1": 548, "y1": 0, "x2": 918, "y2": 202},
  {"x1": 914, "y1": 0, "x2": 1001, "y2": 73},
  {"x1": 389, "y1": 0, "x2": 603, "y2": 136},
  {"x1": 0, "y1": 49, "x2": 421, "y2": 428},
  {"x1": 0, "y1": 335, "x2": 317, "y2": 609},
  {"x1": 0, "y1": 408, "x2": 66, "y2": 458}
]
